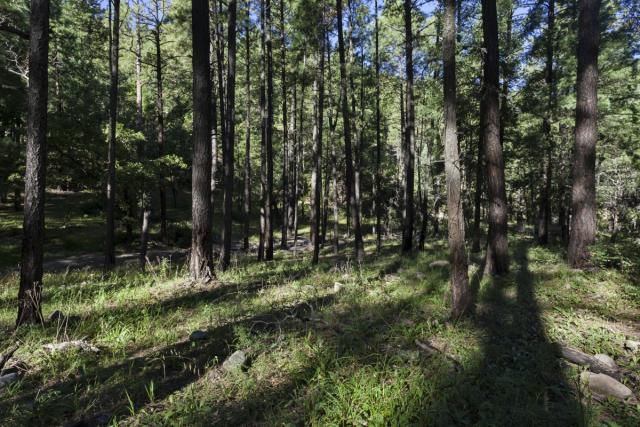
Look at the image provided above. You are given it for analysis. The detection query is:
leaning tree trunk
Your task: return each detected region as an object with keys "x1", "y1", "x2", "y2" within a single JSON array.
[
  {"x1": 221, "y1": 0, "x2": 237, "y2": 270},
  {"x1": 243, "y1": 1, "x2": 251, "y2": 252},
  {"x1": 17, "y1": 0, "x2": 49, "y2": 326},
  {"x1": 481, "y1": 0, "x2": 509, "y2": 275},
  {"x1": 336, "y1": 0, "x2": 363, "y2": 262},
  {"x1": 190, "y1": 0, "x2": 213, "y2": 281},
  {"x1": 568, "y1": 0, "x2": 600, "y2": 268},
  {"x1": 443, "y1": 0, "x2": 470, "y2": 317},
  {"x1": 401, "y1": 0, "x2": 415, "y2": 253},
  {"x1": 311, "y1": 27, "x2": 325, "y2": 264},
  {"x1": 105, "y1": 0, "x2": 120, "y2": 271}
]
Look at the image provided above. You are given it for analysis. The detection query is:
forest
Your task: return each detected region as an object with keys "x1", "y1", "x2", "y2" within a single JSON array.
[{"x1": 0, "y1": 0, "x2": 639, "y2": 424}]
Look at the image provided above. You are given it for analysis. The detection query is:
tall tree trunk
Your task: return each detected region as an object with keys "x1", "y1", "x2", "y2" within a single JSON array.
[
  {"x1": 17, "y1": 0, "x2": 49, "y2": 326},
  {"x1": 154, "y1": 13, "x2": 167, "y2": 245},
  {"x1": 243, "y1": 2, "x2": 251, "y2": 252},
  {"x1": 568, "y1": 0, "x2": 600, "y2": 268},
  {"x1": 105, "y1": 0, "x2": 120, "y2": 271},
  {"x1": 279, "y1": 0, "x2": 289, "y2": 249},
  {"x1": 443, "y1": 0, "x2": 470, "y2": 317},
  {"x1": 311, "y1": 26, "x2": 325, "y2": 264},
  {"x1": 374, "y1": 0, "x2": 382, "y2": 253},
  {"x1": 221, "y1": 0, "x2": 237, "y2": 270},
  {"x1": 287, "y1": 79, "x2": 297, "y2": 236},
  {"x1": 258, "y1": 0, "x2": 267, "y2": 260},
  {"x1": 481, "y1": 0, "x2": 509, "y2": 275},
  {"x1": 471, "y1": 101, "x2": 484, "y2": 253},
  {"x1": 265, "y1": 0, "x2": 275, "y2": 260},
  {"x1": 326, "y1": 39, "x2": 340, "y2": 255},
  {"x1": 401, "y1": 0, "x2": 415, "y2": 253},
  {"x1": 537, "y1": 0, "x2": 555, "y2": 245},
  {"x1": 336, "y1": 0, "x2": 363, "y2": 262},
  {"x1": 190, "y1": 0, "x2": 213, "y2": 281}
]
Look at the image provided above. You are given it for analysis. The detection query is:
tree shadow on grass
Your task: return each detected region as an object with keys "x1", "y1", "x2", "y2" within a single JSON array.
[{"x1": 425, "y1": 240, "x2": 585, "y2": 425}]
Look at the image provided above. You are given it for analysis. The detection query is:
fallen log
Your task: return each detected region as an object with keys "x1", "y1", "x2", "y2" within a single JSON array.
[{"x1": 558, "y1": 344, "x2": 621, "y2": 380}]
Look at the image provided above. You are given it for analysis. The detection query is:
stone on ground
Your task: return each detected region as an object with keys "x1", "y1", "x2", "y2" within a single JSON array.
[
  {"x1": 222, "y1": 350, "x2": 247, "y2": 372},
  {"x1": 593, "y1": 354, "x2": 617, "y2": 371},
  {"x1": 42, "y1": 340, "x2": 100, "y2": 353},
  {"x1": 0, "y1": 373, "x2": 19, "y2": 389},
  {"x1": 580, "y1": 372, "x2": 632, "y2": 400},
  {"x1": 429, "y1": 260, "x2": 449, "y2": 268},
  {"x1": 189, "y1": 330, "x2": 208, "y2": 342},
  {"x1": 624, "y1": 339, "x2": 640, "y2": 352}
]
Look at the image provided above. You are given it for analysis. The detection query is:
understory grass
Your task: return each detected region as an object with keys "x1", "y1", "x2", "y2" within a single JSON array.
[{"x1": 1, "y1": 234, "x2": 639, "y2": 426}]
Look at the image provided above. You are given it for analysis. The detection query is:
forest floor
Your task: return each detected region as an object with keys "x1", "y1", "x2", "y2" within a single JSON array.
[{"x1": 1, "y1": 195, "x2": 640, "y2": 426}]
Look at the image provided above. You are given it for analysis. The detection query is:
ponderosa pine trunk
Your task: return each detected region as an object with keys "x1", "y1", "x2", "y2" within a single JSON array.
[
  {"x1": 568, "y1": 0, "x2": 600, "y2": 268},
  {"x1": 481, "y1": 0, "x2": 509, "y2": 275},
  {"x1": 471, "y1": 102, "x2": 483, "y2": 253},
  {"x1": 265, "y1": 0, "x2": 275, "y2": 260},
  {"x1": 220, "y1": 0, "x2": 237, "y2": 270},
  {"x1": 279, "y1": 0, "x2": 289, "y2": 249},
  {"x1": 311, "y1": 26, "x2": 325, "y2": 264},
  {"x1": 243, "y1": 2, "x2": 251, "y2": 252},
  {"x1": 336, "y1": 0, "x2": 363, "y2": 262},
  {"x1": 190, "y1": 0, "x2": 213, "y2": 281},
  {"x1": 537, "y1": 0, "x2": 555, "y2": 245},
  {"x1": 154, "y1": 7, "x2": 167, "y2": 245},
  {"x1": 17, "y1": 0, "x2": 49, "y2": 326},
  {"x1": 443, "y1": 0, "x2": 470, "y2": 317},
  {"x1": 105, "y1": 0, "x2": 119, "y2": 271},
  {"x1": 374, "y1": 0, "x2": 382, "y2": 254},
  {"x1": 402, "y1": 0, "x2": 415, "y2": 253}
]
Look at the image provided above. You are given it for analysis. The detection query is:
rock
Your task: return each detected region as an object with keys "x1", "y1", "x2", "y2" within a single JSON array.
[
  {"x1": 624, "y1": 340, "x2": 640, "y2": 352},
  {"x1": 580, "y1": 372, "x2": 632, "y2": 400},
  {"x1": 558, "y1": 344, "x2": 620, "y2": 379},
  {"x1": 222, "y1": 350, "x2": 247, "y2": 372},
  {"x1": 42, "y1": 340, "x2": 100, "y2": 354},
  {"x1": 189, "y1": 330, "x2": 208, "y2": 342},
  {"x1": 415, "y1": 272, "x2": 426, "y2": 280},
  {"x1": 429, "y1": 260, "x2": 449, "y2": 268},
  {"x1": 593, "y1": 354, "x2": 617, "y2": 371},
  {"x1": 0, "y1": 373, "x2": 19, "y2": 389},
  {"x1": 333, "y1": 282, "x2": 343, "y2": 293}
]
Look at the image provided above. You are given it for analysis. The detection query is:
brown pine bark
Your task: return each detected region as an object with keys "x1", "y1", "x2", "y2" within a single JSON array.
[
  {"x1": 17, "y1": 0, "x2": 49, "y2": 326},
  {"x1": 481, "y1": 0, "x2": 509, "y2": 275},
  {"x1": 243, "y1": 2, "x2": 251, "y2": 252},
  {"x1": 190, "y1": 0, "x2": 214, "y2": 281},
  {"x1": 374, "y1": 0, "x2": 382, "y2": 254},
  {"x1": 402, "y1": 0, "x2": 415, "y2": 253},
  {"x1": 336, "y1": 0, "x2": 363, "y2": 262},
  {"x1": 153, "y1": 2, "x2": 167, "y2": 245},
  {"x1": 443, "y1": 0, "x2": 470, "y2": 317},
  {"x1": 265, "y1": 0, "x2": 275, "y2": 260},
  {"x1": 311, "y1": 25, "x2": 325, "y2": 264},
  {"x1": 258, "y1": 0, "x2": 266, "y2": 260},
  {"x1": 568, "y1": 0, "x2": 600, "y2": 268},
  {"x1": 220, "y1": 0, "x2": 237, "y2": 270},
  {"x1": 279, "y1": 0, "x2": 289, "y2": 249},
  {"x1": 105, "y1": 0, "x2": 120, "y2": 271}
]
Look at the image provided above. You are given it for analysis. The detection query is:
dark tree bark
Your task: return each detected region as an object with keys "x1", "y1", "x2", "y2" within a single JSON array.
[
  {"x1": 220, "y1": 0, "x2": 237, "y2": 270},
  {"x1": 443, "y1": 0, "x2": 470, "y2": 317},
  {"x1": 311, "y1": 24, "x2": 325, "y2": 264},
  {"x1": 153, "y1": 4, "x2": 167, "y2": 244},
  {"x1": 326, "y1": 40, "x2": 340, "y2": 255},
  {"x1": 568, "y1": 0, "x2": 600, "y2": 268},
  {"x1": 243, "y1": 2, "x2": 251, "y2": 252},
  {"x1": 471, "y1": 101, "x2": 484, "y2": 253},
  {"x1": 258, "y1": 0, "x2": 266, "y2": 260},
  {"x1": 401, "y1": 0, "x2": 415, "y2": 253},
  {"x1": 279, "y1": 0, "x2": 289, "y2": 249},
  {"x1": 374, "y1": 0, "x2": 382, "y2": 254},
  {"x1": 336, "y1": 0, "x2": 363, "y2": 262},
  {"x1": 537, "y1": 0, "x2": 555, "y2": 245},
  {"x1": 481, "y1": 0, "x2": 509, "y2": 275},
  {"x1": 105, "y1": 0, "x2": 120, "y2": 271},
  {"x1": 265, "y1": 0, "x2": 275, "y2": 260},
  {"x1": 190, "y1": 0, "x2": 213, "y2": 281},
  {"x1": 288, "y1": 79, "x2": 297, "y2": 236},
  {"x1": 17, "y1": 0, "x2": 49, "y2": 326}
]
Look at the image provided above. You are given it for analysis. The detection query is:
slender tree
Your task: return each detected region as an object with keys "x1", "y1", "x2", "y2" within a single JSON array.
[
  {"x1": 243, "y1": 0, "x2": 251, "y2": 252},
  {"x1": 265, "y1": 0, "x2": 275, "y2": 260},
  {"x1": 279, "y1": 0, "x2": 289, "y2": 249},
  {"x1": 105, "y1": 0, "x2": 120, "y2": 270},
  {"x1": 221, "y1": 0, "x2": 237, "y2": 270},
  {"x1": 374, "y1": 0, "x2": 382, "y2": 253},
  {"x1": 443, "y1": 0, "x2": 470, "y2": 317},
  {"x1": 401, "y1": 0, "x2": 415, "y2": 253},
  {"x1": 258, "y1": 0, "x2": 267, "y2": 260},
  {"x1": 16, "y1": 0, "x2": 50, "y2": 326},
  {"x1": 481, "y1": 0, "x2": 509, "y2": 275},
  {"x1": 568, "y1": 0, "x2": 601, "y2": 267},
  {"x1": 336, "y1": 0, "x2": 363, "y2": 262},
  {"x1": 190, "y1": 0, "x2": 213, "y2": 281},
  {"x1": 311, "y1": 14, "x2": 326, "y2": 264}
]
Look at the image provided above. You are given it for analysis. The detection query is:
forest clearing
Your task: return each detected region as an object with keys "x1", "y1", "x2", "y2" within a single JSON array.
[{"x1": 1, "y1": 0, "x2": 639, "y2": 424}]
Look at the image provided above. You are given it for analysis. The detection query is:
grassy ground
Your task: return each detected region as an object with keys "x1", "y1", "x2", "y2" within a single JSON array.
[{"x1": 1, "y1": 193, "x2": 639, "y2": 425}]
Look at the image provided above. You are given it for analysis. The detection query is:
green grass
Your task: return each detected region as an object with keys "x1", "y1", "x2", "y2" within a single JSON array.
[{"x1": 1, "y1": 192, "x2": 639, "y2": 425}]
